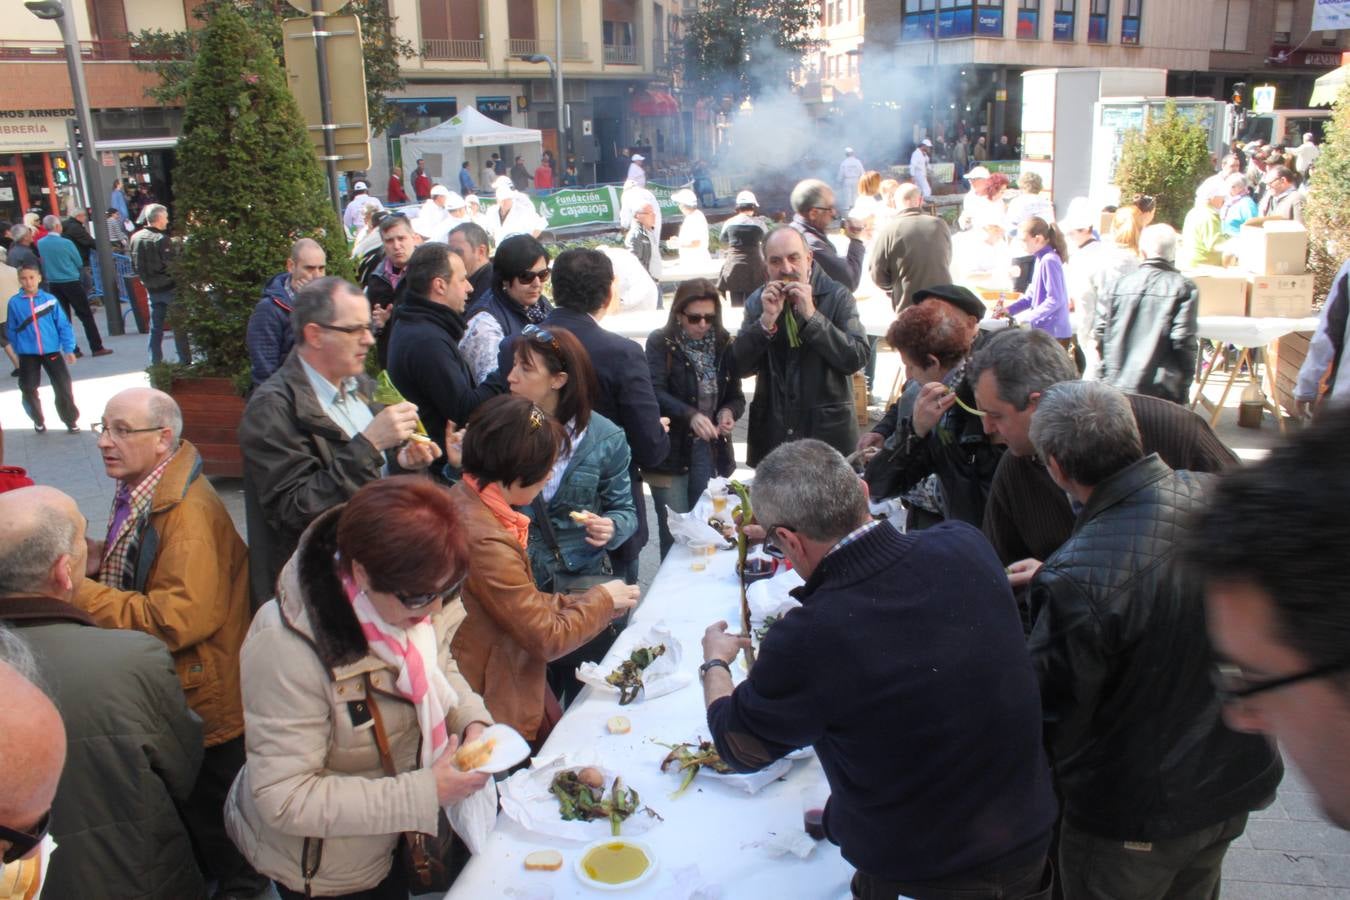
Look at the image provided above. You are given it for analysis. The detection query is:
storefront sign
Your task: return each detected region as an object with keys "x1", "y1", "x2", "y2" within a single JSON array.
[
  {"x1": 976, "y1": 9, "x2": 1004, "y2": 35},
  {"x1": 938, "y1": 9, "x2": 974, "y2": 38},
  {"x1": 0, "y1": 110, "x2": 73, "y2": 154},
  {"x1": 1254, "y1": 85, "x2": 1277, "y2": 113},
  {"x1": 1052, "y1": 11, "x2": 1074, "y2": 40},
  {"x1": 476, "y1": 97, "x2": 512, "y2": 123},
  {"x1": 901, "y1": 12, "x2": 936, "y2": 42}
]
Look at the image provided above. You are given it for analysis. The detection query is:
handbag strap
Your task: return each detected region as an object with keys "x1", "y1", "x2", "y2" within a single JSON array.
[
  {"x1": 531, "y1": 494, "x2": 564, "y2": 562},
  {"x1": 365, "y1": 673, "x2": 398, "y2": 778}
]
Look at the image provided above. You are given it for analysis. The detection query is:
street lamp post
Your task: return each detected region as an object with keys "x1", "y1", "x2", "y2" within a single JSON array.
[
  {"x1": 521, "y1": 52, "x2": 566, "y2": 137},
  {"x1": 26, "y1": 0, "x2": 125, "y2": 336}
]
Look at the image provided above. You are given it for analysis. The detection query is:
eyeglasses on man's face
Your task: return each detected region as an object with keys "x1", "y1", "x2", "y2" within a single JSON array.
[
  {"x1": 317, "y1": 321, "x2": 374, "y2": 336},
  {"x1": 1211, "y1": 658, "x2": 1350, "y2": 705},
  {"x1": 92, "y1": 421, "x2": 164, "y2": 440}
]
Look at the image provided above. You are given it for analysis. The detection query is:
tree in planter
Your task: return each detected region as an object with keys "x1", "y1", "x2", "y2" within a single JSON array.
[
  {"x1": 1306, "y1": 80, "x2": 1350, "y2": 302},
  {"x1": 171, "y1": 4, "x2": 350, "y2": 391},
  {"x1": 1113, "y1": 101, "x2": 1214, "y2": 229}
]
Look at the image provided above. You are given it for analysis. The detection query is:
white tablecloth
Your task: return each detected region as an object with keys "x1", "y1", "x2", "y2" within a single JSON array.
[
  {"x1": 1196, "y1": 315, "x2": 1319, "y2": 347},
  {"x1": 444, "y1": 545, "x2": 855, "y2": 899}
]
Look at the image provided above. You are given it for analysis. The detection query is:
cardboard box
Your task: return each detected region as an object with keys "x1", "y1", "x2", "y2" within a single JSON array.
[
  {"x1": 1184, "y1": 266, "x2": 1249, "y2": 317},
  {"x1": 1247, "y1": 273, "x2": 1315, "y2": 318},
  {"x1": 1236, "y1": 217, "x2": 1308, "y2": 276}
]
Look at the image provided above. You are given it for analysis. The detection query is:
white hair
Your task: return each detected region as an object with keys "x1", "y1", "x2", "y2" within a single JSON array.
[{"x1": 1139, "y1": 223, "x2": 1178, "y2": 262}]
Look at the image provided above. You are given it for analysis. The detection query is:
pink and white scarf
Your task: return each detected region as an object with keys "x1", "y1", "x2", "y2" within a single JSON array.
[{"x1": 342, "y1": 569, "x2": 457, "y2": 768}]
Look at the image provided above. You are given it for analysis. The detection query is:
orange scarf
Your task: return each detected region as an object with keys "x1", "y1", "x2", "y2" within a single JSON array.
[{"x1": 463, "y1": 474, "x2": 531, "y2": 548}]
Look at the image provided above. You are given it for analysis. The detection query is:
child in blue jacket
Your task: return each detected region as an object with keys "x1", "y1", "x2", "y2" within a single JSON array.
[{"x1": 6, "y1": 262, "x2": 80, "y2": 433}]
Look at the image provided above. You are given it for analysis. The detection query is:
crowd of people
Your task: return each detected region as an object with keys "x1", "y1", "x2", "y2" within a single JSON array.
[{"x1": 2, "y1": 133, "x2": 1350, "y2": 900}]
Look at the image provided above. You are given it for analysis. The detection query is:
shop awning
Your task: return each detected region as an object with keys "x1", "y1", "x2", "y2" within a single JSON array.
[
  {"x1": 1311, "y1": 65, "x2": 1348, "y2": 107},
  {"x1": 631, "y1": 90, "x2": 679, "y2": 117}
]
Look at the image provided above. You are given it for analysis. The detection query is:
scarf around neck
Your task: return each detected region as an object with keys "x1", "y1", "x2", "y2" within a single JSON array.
[{"x1": 463, "y1": 474, "x2": 531, "y2": 548}]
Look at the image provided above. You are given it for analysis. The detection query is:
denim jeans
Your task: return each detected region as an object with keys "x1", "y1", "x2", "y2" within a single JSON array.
[
  {"x1": 149, "y1": 288, "x2": 191, "y2": 365},
  {"x1": 649, "y1": 439, "x2": 714, "y2": 560}
]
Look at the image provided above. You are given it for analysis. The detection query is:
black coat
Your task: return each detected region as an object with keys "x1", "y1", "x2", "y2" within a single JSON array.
[
  {"x1": 1028, "y1": 455, "x2": 1283, "y2": 840},
  {"x1": 387, "y1": 292, "x2": 504, "y2": 451},
  {"x1": 733, "y1": 265, "x2": 870, "y2": 466},
  {"x1": 644, "y1": 328, "x2": 745, "y2": 476},
  {"x1": 60, "y1": 215, "x2": 96, "y2": 265},
  {"x1": 497, "y1": 307, "x2": 670, "y2": 562},
  {"x1": 1096, "y1": 259, "x2": 1199, "y2": 405}
]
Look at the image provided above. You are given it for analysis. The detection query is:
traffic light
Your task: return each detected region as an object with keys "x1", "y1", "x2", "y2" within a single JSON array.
[
  {"x1": 53, "y1": 155, "x2": 70, "y2": 185},
  {"x1": 1231, "y1": 82, "x2": 1247, "y2": 107}
]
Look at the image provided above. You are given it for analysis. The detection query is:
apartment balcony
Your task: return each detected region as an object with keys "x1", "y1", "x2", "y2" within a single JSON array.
[
  {"x1": 603, "y1": 43, "x2": 637, "y2": 64},
  {"x1": 0, "y1": 39, "x2": 165, "y2": 62},
  {"x1": 422, "y1": 39, "x2": 485, "y2": 62},
  {"x1": 508, "y1": 39, "x2": 591, "y2": 61}
]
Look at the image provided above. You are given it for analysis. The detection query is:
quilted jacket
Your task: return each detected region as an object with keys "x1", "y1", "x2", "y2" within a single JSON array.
[
  {"x1": 1027, "y1": 454, "x2": 1282, "y2": 841},
  {"x1": 1096, "y1": 259, "x2": 1200, "y2": 405}
]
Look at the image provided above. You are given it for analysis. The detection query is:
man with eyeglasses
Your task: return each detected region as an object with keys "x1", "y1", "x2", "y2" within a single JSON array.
[
  {"x1": 78, "y1": 387, "x2": 268, "y2": 899},
  {"x1": 700, "y1": 439, "x2": 1056, "y2": 898},
  {"x1": 241, "y1": 276, "x2": 441, "y2": 612},
  {"x1": 1024, "y1": 381, "x2": 1281, "y2": 897},
  {"x1": 1188, "y1": 405, "x2": 1350, "y2": 830},
  {"x1": 788, "y1": 178, "x2": 864, "y2": 291},
  {"x1": 0, "y1": 487, "x2": 204, "y2": 899},
  {"x1": 0, "y1": 655, "x2": 64, "y2": 898},
  {"x1": 1258, "y1": 165, "x2": 1305, "y2": 223}
]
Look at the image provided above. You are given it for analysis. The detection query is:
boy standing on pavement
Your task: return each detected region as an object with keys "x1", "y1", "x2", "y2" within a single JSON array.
[{"x1": 5, "y1": 262, "x2": 79, "y2": 434}]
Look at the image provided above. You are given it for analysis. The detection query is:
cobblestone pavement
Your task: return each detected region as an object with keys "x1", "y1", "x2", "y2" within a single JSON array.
[{"x1": 2, "y1": 325, "x2": 1347, "y2": 897}]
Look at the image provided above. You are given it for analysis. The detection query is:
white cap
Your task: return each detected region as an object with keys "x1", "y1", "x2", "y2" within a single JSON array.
[
  {"x1": 429, "y1": 184, "x2": 451, "y2": 198},
  {"x1": 493, "y1": 175, "x2": 515, "y2": 192},
  {"x1": 353, "y1": 181, "x2": 368, "y2": 191},
  {"x1": 670, "y1": 188, "x2": 698, "y2": 207},
  {"x1": 495, "y1": 182, "x2": 515, "y2": 201},
  {"x1": 632, "y1": 154, "x2": 645, "y2": 162},
  {"x1": 844, "y1": 147, "x2": 854, "y2": 154},
  {"x1": 735, "y1": 190, "x2": 759, "y2": 207},
  {"x1": 465, "y1": 193, "x2": 481, "y2": 207},
  {"x1": 966, "y1": 166, "x2": 991, "y2": 180},
  {"x1": 443, "y1": 191, "x2": 466, "y2": 210},
  {"x1": 921, "y1": 139, "x2": 933, "y2": 148},
  {"x1": 1060, "y1": 197, "x2": 1097, "y2": 232}
]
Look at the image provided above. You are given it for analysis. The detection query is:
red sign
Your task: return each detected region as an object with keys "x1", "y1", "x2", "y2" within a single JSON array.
[{"x1": 1268, "y1": 47, "x2": 1343, "y2": 67}]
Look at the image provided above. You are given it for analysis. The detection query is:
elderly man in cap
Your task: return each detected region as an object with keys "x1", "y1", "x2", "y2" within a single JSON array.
[
  {"x1": 626, "y1": 153, "x2": 647, "y2": 186},
  {"x1": 341, "y1": 181, "x2": 380, "y2": 235},
  {"x1": 719, "y1": 190, "x2": 771, "y2": 307},
  {"x1": 958, "y1": 165, "x2": 994, "y2": 230},
  {"x1": 838, "y1": 147, "x2": 865, "y2": 211},
  {"x1": 909, "y1": 138, "x2": 934, "y2": 201},
  {"x1": 418, "y1": 183, "x2": 454, "y2": 228}
]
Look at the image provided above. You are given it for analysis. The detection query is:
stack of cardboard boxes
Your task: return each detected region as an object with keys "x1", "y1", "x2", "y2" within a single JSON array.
[{"x1": 1184, "y1": 218, "x2": 1316, "y2": 318}]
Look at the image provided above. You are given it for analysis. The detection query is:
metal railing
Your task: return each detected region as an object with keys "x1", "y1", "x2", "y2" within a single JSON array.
[
  {"x1": 421, "y1": 38, "x2": 485, "y2": 61},
  {"x1": 603, "y1": 42, "x2": 637, "y2": 64},
  {"x1": 507, "y1": 38, "x2": 540, "y2": 57},
  {"x1": 511, "y1": 39, "x2": 590, "y2": 61},
  {"x1": 0, "y1": 39, "x2": 165, "y2": 62}
]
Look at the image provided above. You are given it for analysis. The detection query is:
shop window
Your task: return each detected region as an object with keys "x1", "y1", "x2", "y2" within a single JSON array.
[
  {"x1": 1088, "y1": 0, "x2": 1108, "y2": 42},
  {"x1": 1054, "y1": 0, "x2": 1074, "y2": 41},
  {"x1": 938, "y1": 0, "x2": 976, "y2": 38},
  {"x1": 1121, "y1": 0, "x2": 1141, "y2": 44},
  {"x1": 901, "y1": 0, "x2": 937, "y2": 42},
  {"x1": 977, "y1": 0, "x2": 1005, "y2": 36},
  {"x1": 1018, "y1": 0, "x2": 1040, "y2": 39}
]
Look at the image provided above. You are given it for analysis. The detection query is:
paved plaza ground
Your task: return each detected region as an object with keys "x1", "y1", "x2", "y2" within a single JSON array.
[{"x1": 2, "y1": 322, "x2": 1347, "y2": 897}]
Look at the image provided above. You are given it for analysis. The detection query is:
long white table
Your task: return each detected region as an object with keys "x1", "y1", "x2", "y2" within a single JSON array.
[{"x1": 445, "y1": 544, "x2": 855, "y2": 899}]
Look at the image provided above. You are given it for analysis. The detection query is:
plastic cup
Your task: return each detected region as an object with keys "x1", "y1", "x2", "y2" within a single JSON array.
[
  {"x1": 800, "y1": 778, "x2": 830, "y2": 841},
  {"x1": 689, "y1": 541, "x2": 714, "y2": 570}
]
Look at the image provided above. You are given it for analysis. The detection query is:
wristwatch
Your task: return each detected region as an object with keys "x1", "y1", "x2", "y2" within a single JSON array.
[{"x1": 699, "y1": 658, "x2": 732, "y2": 679}]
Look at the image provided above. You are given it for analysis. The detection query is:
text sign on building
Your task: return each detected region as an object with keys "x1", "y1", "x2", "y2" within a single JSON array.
[
  {"x1": 0, "y1": 109, "x2": 76, "y2": 154},
  {"x1": 1313, "y1": 0, "x2": 1350, "y2": 31},
  {"x1": 1254, "y1": 85, "x2": 1277, "y2": 113}
]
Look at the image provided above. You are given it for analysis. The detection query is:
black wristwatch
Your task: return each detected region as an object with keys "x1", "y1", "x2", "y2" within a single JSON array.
[{"x1": 699, "y1": 658, "x2": 732, "y2": 679}]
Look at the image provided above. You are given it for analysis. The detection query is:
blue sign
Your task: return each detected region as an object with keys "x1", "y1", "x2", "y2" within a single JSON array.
[
  {"x1": 939, "y1": 9, "x2": 975, "y2": 37},
  {"x1": 1053, "y1": 10, "x2": 1074, "y2": 40},
  {"x1": 977, "y1": 8, "x2": 1005, "y2": 34},
  {"x1": 902, "y1": 11, "x2": 936, "y2": 41},
  {"x1": 1121, "y1": 16, "x2": 1140, "y2": 44}
]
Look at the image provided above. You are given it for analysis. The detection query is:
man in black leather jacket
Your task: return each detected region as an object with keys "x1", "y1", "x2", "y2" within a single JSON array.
[{"x1": 1026, "y1": 381, "x2": 1282, "y2": 898}]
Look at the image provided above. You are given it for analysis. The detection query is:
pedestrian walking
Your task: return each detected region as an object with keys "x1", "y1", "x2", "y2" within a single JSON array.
[{"x1": 6, "y1": 262, "x2": 79, "y2": 433}]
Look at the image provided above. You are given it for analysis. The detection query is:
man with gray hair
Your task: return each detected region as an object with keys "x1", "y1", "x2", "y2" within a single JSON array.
[
  {"x1": 789, "y1": 177, "x2": 865, "y2": 291},
  {"x1": 1094, "y1": 223, "x2": 1199, "y2": 405},
  {"x1": 870, "y1": 182, "x2": 953, "y2": 311},
  {"x1": 78, "y1": 386, "x2": 266, "y2": 897},
  {"x1": 1025, "y1": 381, "x2": 1281, "y2": 897},
  {"x1": 245, "y1": 237, "x2": 328, "y2": 387},
  {"x1": 971, "y1": 327, "x2": 1234, "y2": 577},
  {"x1": 0, "y1": 486, "x2": 205, "y2": 899},
  {"x1": 700, "y1": 438, "x2": 1056, "y2": 896},
  {"x1": 129, "y1": 203, "x2": 190, "y2": 365},
  {"x1": 36, "y1": 214, "x2": 109, "y2": 358}
]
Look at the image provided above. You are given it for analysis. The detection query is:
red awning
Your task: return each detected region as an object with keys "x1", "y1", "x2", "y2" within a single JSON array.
[{"x1": 631, "y1": 91, "x2": 679, "y2": 117}]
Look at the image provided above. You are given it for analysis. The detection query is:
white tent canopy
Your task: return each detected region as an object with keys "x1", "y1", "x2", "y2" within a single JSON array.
[
  {"x1": 400, "y1": 107, "x2": 543, "y2": 186},
  {"x1": 1311, "y1": 65, "x2": 1347, "y2": 107}
]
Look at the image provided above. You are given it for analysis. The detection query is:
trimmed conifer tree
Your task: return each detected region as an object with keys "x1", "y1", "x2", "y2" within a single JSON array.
[
  {"x1": 1306, "y1": 81, "x2": 1350, "y2": 303},
  {"x1": 171, "y1": 4, "x2": 350, "y2": 388},
  {"x1": 1113, "y1": 101, "x2": 1214, "y2": 229}
]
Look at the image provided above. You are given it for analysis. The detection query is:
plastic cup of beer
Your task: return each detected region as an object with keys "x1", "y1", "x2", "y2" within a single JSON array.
[
  {"x1": 711, "y1": 491, "x2": 729, "y2": 516},
  {"x1": 689, "y1": 540, "x2": 715, "y2": 571}
]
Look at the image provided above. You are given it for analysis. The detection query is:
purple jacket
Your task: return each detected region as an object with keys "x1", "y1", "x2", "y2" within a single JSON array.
[{"x1": 1007, "y1": 245, "x2": 1072, "y2": 339}]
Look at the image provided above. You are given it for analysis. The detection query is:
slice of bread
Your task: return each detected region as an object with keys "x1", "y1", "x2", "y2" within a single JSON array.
[
  {"x1": 607, "y1": 715, "x2": 631, "y2": 735},
  {"x1": 524, "y1": 849, "x2": 564, "y2": 871}
]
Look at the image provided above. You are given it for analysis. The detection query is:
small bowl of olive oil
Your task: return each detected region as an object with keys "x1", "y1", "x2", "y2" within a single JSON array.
[{"x1": 573, "y1": 838, "x2": 658, "y2": 891}]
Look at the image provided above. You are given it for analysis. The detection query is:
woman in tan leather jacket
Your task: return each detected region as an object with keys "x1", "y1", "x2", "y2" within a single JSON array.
[{"x1": 448, "y1": 395, "x2": 640, "y2": 747}]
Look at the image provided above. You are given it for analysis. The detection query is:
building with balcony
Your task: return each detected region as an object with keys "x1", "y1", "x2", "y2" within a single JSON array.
[
  {"x1": 0, "y1": 0, "x2": 186, "y2": 223},
  {"x1": 379, "y1": 0, "x2": 689, "y2": 190},
  {"x1": 803, "y1": 0, "x2": 866, "y2": 107},
  {"x1": 860, "y1": 0, "x2": 1343, "y2": 163}
]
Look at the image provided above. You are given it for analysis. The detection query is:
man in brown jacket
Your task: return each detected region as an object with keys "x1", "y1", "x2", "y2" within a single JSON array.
[
  {"x1": 870, "y1": 183, "x2": 953, "y2": 311},
  {"x1": 78, "y1": 387, "x2": 267, "y2": 899}
]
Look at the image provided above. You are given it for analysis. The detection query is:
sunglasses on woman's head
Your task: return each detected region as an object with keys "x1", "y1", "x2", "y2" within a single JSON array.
[{"x1": 514, "y1": 267, "x2": 550, "y2": 285}]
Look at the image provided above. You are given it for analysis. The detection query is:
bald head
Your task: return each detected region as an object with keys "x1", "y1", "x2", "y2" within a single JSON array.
[
  {"x1": 897, "y1": 183, "x2": 923, "y2": 208},
  {"x1": 0, "y1": 486, "x2": 85, "y2": 602},
  {"x1": 288, "y1": 238, "x2": 328, "y2": 290},
  {"x1": 96, "y1": 388, "x2": 181, "y2": 488},
  {"x1": 0, "y1": 658, "x2": 65, "y2": 841}
]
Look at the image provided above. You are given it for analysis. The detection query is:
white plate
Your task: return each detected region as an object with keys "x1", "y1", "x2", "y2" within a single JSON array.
[
  {"x1": 463, "y1": 723, "x2": 530, "y2": 774},
  {"x1": 573, "y1": 838, "x2": 659, "y2": 891}
]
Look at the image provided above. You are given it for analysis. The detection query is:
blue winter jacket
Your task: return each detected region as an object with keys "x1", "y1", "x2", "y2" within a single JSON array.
[
  {"x1": 246, "y1": 272, "x2": 295, "y2": 386},
  {"x1": 6, "y1": 289, "x2": 76, "y2": 356},
  {"x1": 524, "y1": 412, "x2": 637, "y2": 585}
]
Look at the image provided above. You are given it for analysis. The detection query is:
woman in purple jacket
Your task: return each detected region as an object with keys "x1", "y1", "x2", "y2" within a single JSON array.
[{"x1": 1000, "y1": 217, "x2": 1072, "y2": 344}]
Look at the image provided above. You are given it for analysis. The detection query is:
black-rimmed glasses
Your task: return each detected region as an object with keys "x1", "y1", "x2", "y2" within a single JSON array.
[
  {"x1": 317, "y1": 322, "x2": 375, "y2": 335},
  {"x1": 395, "y1": 574, "x2": 466, "y2": 610},
  {"x1": 1211, "y1": 659, "x2": 1350, "y2": 704},
  {"x1": 762, "y1": 523, "x2": 797, "y2": 560},
  {"x1": 0, "y1": 812, "x2": 49, "y2": 864},
  {"x1": 92, "y1": 421, "x2": 164, "y2": 439}
]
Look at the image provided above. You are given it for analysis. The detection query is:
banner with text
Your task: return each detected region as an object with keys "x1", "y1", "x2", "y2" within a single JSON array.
[{"x1": 1313, "y1": 0, "x2": 1350, "y2": 31}]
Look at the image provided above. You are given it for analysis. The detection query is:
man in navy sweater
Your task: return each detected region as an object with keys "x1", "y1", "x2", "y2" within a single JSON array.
[{"x1": 701, "y1": 439, "x2": 1056, "y2": 899}]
